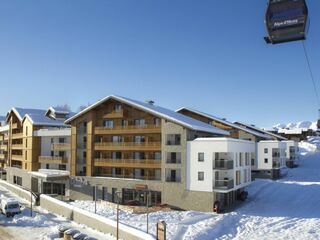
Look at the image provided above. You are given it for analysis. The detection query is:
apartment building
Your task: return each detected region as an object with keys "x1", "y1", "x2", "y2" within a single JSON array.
[
  {"x1": 254, "y1": 141, "x2": 287, "y2": 179},
  {"x1": 283, "y1": 140, "x2": 299, "y2": 168},
  {"x1": 177, "y1": 108, "x2": 273, "y2": 142},
  {"x1": 5, "y1": 107, "x2": 72, "y2": 195},
  {"x1": 187, "y1": 138, "x2": 255, "y2": 211},
  {"x1": 0, "y1": 117, "x2": 9, "y2": 170},
  {"x1": 65, "y1": 95, "x2": 230, "y2": 212}
]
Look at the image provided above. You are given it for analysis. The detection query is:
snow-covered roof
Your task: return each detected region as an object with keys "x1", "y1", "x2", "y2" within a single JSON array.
[
  {"x1": 176, "y1": 107, "x2": 272, "y2": 139},
  {"x1": 235, "y1": 121, "x2": 287, "y2": 141},
  {"x1": 65, "y1": 95, "x2": 230, "y2": 135},
  {"x1": 7, "y1": 107, "x2": 69, "y2": 127},
  {"x1": 192, "y1": 137, "x2": 255, "y2": 144}
]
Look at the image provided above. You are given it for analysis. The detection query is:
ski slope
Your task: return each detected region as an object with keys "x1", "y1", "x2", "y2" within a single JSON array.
[{"x1": 72, "y1": 150, "x2": 320, "y2": 240}]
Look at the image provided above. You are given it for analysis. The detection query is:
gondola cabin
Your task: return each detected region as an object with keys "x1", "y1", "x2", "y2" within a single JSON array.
[{"x1": 264, "y1": 0, "x2": 309, "y2": 44}]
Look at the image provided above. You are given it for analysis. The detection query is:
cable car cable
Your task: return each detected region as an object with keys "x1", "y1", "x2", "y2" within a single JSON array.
[{"x1": 301, "y1": 41, "x2": 320, "y2": 108}]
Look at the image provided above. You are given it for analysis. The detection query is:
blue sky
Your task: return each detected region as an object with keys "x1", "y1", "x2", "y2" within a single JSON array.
[{"x1": 0, "y1": 0, "x2": 319, "y2": 127}]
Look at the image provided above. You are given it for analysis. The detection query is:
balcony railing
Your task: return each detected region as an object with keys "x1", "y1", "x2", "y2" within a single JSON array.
[
  {"x1": 94, "y1": 158, "x2": 161, "y2": 168},
  {"x1": 0, "y1": 136, "x2": 3, "y2": 141},
  {"x1": 11, "y1": 144, "x2": 23, "y2": 150},
  {"x1": 165, "y1": 176, "x2": 181, "y2": 183},
  {"x1": 214, "y1": 160, "x2": 234, "y2": 170},
  {"x1": 4, "y1": 136, "x2": 8, "y2": 141},
  {"x1": 12, "y1": 133, "x2": 23, "y2": 139},
  {"x1": 39, "y1": 156, "x2": 69, "y2": 164},
  {"x1": 51, "y1": 143, "x2": 71, "y2": 151},
  {"x1": 166, "y1": 159, "x2": 181, "y2": 164},
  {"x1": 272, "y1": 161, "x2": 281, "y2": 168},
  {"x1": 94, "y1": 124, "x2": 161, "y2": 135},
  {"x1": 0, "y1": 145, "x2": 7, "y2": 151},
  {"x1": 94, "y1": 142, "x2": 161, "y2": 151},
  {"x1": 213, "y1": 179, "x2": 234, "y2": 190},
  {"x1": 11, "y1": 154, "x2": 23, "y2": 161},
  {"x1": 94, "y1": 173, "x2": 160, "y2": 181},
  {"x1": 0, "y1": 154, "x2": 5, "y2": 160}
]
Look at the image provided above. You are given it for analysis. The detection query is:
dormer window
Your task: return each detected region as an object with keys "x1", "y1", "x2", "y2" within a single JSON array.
[{"x1": 114, "y1": 104, "x2": 122, "y2": 112}]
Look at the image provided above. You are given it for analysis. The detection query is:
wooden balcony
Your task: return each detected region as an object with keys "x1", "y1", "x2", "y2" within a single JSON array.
[
  {"x1": 11, "y1": 154, "x2": 23, "y2": 161},
  {"x1": 11, "y1": 144, "x2": 23, "y2": 150},
  {"x1": 95, "y1": 173, "x2": 161, "y2": 181},
  {"x1": 94, "y1": 125, "x2": 161, "y2": 135},
  {"x1": 38, "y1": 156, "x2": 69, "y2": 164},
  {"x1": 102, "y1": 110, "x2": 124, "y2": 119},
  {"x1": 12, "y1": 133, "x2": 23, "y2": 139},
  {"x1": 0, "y1": 145, "x2": 7, "y2": 151},
  {"x1": 0, "y1": 136, "x2": 3, "y2": 141},
  {"x1": 4, "y1": 136, "x2": 8, "y2": 141},
  {"x1": 51, "y1": 143, "x2": 71, "y2": 151},
  {"x1": 0, "y1": 154, "x2": 5, "y2": 160},
  {"x1": 94, "y1": 158, "x2": 161, "y2": 168},
  {"x1": 12, "y1": 123, "x2": 18, "y2": 129},
  {"x1": 94, "y1": 142, "x2": 161, "y2": 151}
]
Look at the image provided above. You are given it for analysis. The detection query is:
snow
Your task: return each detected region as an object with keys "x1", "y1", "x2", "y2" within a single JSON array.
[
  {"x1": 0, "y1": 186, "x2": 115, "y2": 240},
  {"x1": 273, "y1": 120, "x2": 318, "y2": 132},
  {"x1": 71, "y1": 139, "x2": 320, "y2": 240}
]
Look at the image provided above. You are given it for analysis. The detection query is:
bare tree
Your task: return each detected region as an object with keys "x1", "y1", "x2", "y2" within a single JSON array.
[
  {"x1": 54, "y1": 104, "x2": 71, "y2": 112},
  {"x1": 78, "y1": 103, "x2": 91, "y2": 112}
]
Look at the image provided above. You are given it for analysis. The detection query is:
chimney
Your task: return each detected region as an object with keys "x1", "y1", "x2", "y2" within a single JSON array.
[{"x1": 145, "y1": 100, "x2": 155, "y2": 105}]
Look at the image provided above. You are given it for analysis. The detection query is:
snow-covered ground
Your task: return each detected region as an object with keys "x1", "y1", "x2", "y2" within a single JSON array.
[
  {"x1": 0, "y1": 186, "x2": 115, "y2": 240},
  {"x1": 71, "y1": 145, "x2": 320, "y2": 239}
]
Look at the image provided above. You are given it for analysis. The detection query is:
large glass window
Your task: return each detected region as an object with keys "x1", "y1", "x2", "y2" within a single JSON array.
[
  {"x1": 103, "y1": 120, "x2": 114, "y2": 128},
  {"x1": 134, "y1": 119, "x2": 145, "y2": 126},
  {"x1": 166, "y1": 134, "x2": 181, "y2": 145}
]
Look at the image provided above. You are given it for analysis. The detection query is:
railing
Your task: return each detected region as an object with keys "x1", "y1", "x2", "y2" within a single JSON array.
[
  {"x1": 11, "y1": 154, "x2": 23, "y2": 161},
  {"x1": 0, "y1": 154, "x2": 5, "y2": 159},
  {"x1": 213, "y1": 179, "x2": 234, "y2": 190},
  {"x1": 94, "y1": 141, "x2": 161, "y2": 150},
  {"x1": 166, "y1": 141, "x2": 181, "y2": 146},
  {"x1": 0, "y1": 145, "x2": 7, "y2": 151},
  {"x1": 38, "y1": 156, "x2": 69, "y2": 164},
  {"x1": 0, "y1": 136, "x2": 3, "y2": 141},
  {"x1": 166, "y1": 159, "x2": 181, "y2": 164},
  {"x1": 165, "y1": 176, "x2": 181, "y2": 183},
  {"x1": 94, "y1": 124, "x2": 161, "y2": 134},
  {"x1": 272, "y1": 161, "x2": 281, "y2": 168},
  {"x1": 214, "y1": 160, "x2": 234, "y2": 170},
  {"x1": 94, "y1": 173, "x2": 161, "y2": 181},
  {"x1": 51, "y1": 143, "x2": 71, "y2": 151},
  {"x1": 3, "y1": 136, "x2": 8, "y2": 141},
  {"x1": 11, "y1": 144, "x2": 23, "y2": 150},
  {"x1": 12, "y1": 133, "x2": 23, "y2": 139},
  {"x1": 94, "y1": 158, "x2": 161, "y2": 168}
]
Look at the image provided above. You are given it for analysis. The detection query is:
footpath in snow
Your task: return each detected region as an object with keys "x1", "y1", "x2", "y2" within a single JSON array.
[{"x1": 71, "y1": 150, "x2": 320, "y2": 240}]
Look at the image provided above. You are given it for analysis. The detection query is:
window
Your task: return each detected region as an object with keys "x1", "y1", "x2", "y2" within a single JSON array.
[
  {"x1": 25, "y1": 138, "x2": 28, "y2": 148},
  {"x1": 59, "y1": 138, "x2": 65, "y2": 143},
  {"x1": 25, "y1": 151, "x2": 27, "y2": 160},
  {"x1": 83, "y1": 136, "x2": 87, "y2": 143},
  {"x1": 83, "y1": 151, "x2": 87, "y2": 158},
  {"x1": 46, "y1": 164, "x2": 49, "y2": 169},
  {"x1": 51, "y1": 151, "x2": 54, "y2": 157},
  {"x1": 121, "y1": 119, "x2": 128, "y2": 127},
  {"x1": 134, "y1": 135, "x2": 145, "y2": 143},
  {"x1": 198, "y1": 152, "x2": 204, "y2": 162},
  {"x1": 153, "y1": 118, "x2": 161, "y2": 126},
  {"x1": 112, "y1": 136, "x2": 122, "y2": 142},
  {"x1": 251, "y1": 158, "x2": 255, "y2": 166},
  {"x1": 155, "y1": 152, "x2": 161, "y2": 160},
  {"x1": 264, "y1": 158, "x2": 268, "y2": 163},
  {"x1": 198, "y1": 172, "x2": 204, "y2": 181},
  {"x1": 166, "y1": 152, "x2": 181, "y2": 164},
  {"x1": 264, "y1": 148, "x2": 268, "y2": 154},
  {"x1": 166, "y1": 134, "x2": 181, "y2": 145},
  {"x1": 59, "y1": 164, "x2": 66, "y2": 170},
  {"x1": 112, "y1": 152, "x2": 122, "y2": 159},
  {"x1": 114, "y1": 103, "x2": 122, "y2": 112},
  {"x1": 134, "y1": 119, "x2": 145, "y2": 126},
  {"x1": 103, "y1": 120, "x2": 114, "y2": 128},
  {"x1": 25, "y1": 126, "x2": 28, "y2": 136},
  {"x1": 134, "y1": 152, "x2": 145, "y2": 160},
  {"x1": 51, "y1": 138, "x2": 54, "y2": 143},
  {"x1": 59, "y1": 151, "x2": 65, "y2": 157}
]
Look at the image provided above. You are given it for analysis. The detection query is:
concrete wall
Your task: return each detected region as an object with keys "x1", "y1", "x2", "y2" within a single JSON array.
[
  {"x1": 0, "y1": 179, "x2": 35, "y2": 203},
  {"x1": 6, "y1": 167, "x2": 32, "y2": 189},
  {"x1": 257, "y1": 141, "x2": 286, "y2": 170},
  {"x1": 40, "y1": 195, "x2": 155, "y2": 240}
]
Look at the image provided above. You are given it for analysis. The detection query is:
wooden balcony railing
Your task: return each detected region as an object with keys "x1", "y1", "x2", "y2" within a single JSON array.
[
  {"x1": 0, "y1": 145, "x2": 7, "y2": 151},
  {"x1": 38, "y1": 156, "x2": 69, "y2": 164},
  {"x1": 94, "y1": 124, "x2": 161, "y2": 135},
  {"x1": 11, "y1": 144, "x2": 23, "y2": 150},
  {"x1": 11, "y1": 154, "x2": 23, "y2": 161},
  {"x1": 12, "y1": 133, "x2": 23, "y2": 139},
  {"x1": 94, "y1": 142, "x2": 161, "y2": 151},
  {"x1": 102, "y1": 110, "x2": 124, "y2": 119},
  {"x1": 51, "y1": 143, "x2": 71, "y2": 151},
  {"x1": 0, "y1": 154, "x2": 5, "y2": 160},
  {"x1": 94, "y1": 173, "x2": 161, "y2": 181},
  {"x1": 4, "y1": 136, "x2": 8, "y2": 141},
  {"x1": 94, "y1": 158, "x2": 161, "y2": 168}
]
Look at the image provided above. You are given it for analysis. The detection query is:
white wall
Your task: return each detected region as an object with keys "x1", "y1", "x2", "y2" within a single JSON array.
[
  {"x1": 257, "y1": 141, "x2": 287, "y2": 170},
  {"x1": 187, "y1": 138, "x2": 255, "y2": 193}
]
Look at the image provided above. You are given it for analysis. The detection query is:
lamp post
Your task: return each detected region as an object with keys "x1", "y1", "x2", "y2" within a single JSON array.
[
  {"x1": 94, "y1": 184, "x2": 101, "y2": 214},
  {"x1": 146, "y1": 191, "x2": 151, "y2": 233},
  {"x1": 115, "y1": 190, "x2": 122, "y2": 240}
]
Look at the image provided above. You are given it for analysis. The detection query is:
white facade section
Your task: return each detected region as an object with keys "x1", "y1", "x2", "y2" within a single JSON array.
[
  {"x1": 34, "y1": 128, "x2": 71, "y2": 137},
  {"x1": 256, "y1": 141, "x2": 287, "y2": 170},
  {"x1": 187, "y1": 138, "x2": 255, "y2": 193}
]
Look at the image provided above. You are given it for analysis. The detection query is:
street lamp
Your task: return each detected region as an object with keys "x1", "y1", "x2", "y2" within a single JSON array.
[
  {"x1": 146, "y1": 191, "x2": 151, "y2": 233},
  {"x1": 94, "y1": 184, "x2": 101, "y2": 214},
  {"x1": 115, "y1": 190, "x2": 122, "y2": 240}
]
